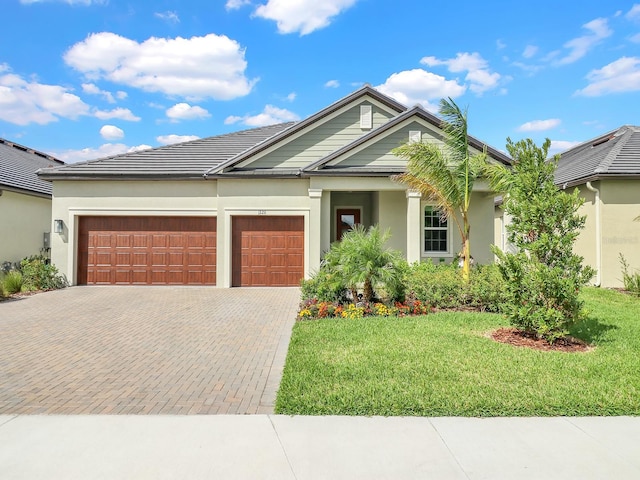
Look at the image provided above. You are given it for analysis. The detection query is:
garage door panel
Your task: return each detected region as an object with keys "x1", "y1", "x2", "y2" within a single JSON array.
[
  {"x1": 78, "y1": 216, "x2": 216, "y2": 285},
  {"x1": 232, "y1": 216, "x2": 303, "y2": 287}
]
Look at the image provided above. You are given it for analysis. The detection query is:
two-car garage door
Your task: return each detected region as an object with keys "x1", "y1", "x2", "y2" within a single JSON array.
[
  {"x1": 77, "y1": 216, "x2": 217, "y2": 285},
  {"x1": 77, "y1": 215, "x2": 304, "y2": 287}
]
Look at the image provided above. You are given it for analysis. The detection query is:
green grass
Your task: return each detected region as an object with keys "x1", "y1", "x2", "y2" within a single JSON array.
[{"x1": 275, "y1": 288, "x2": 640, "y2": 416}]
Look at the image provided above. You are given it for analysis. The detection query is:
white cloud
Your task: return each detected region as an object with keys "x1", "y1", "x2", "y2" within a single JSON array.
[
  {"x1": 522, "y1": 45, "x2": 538, "y2": 59},
  {"x1": 155, "y1": 11, "x2": 180, "y2": 23},
  {"x1": 224, "y1": 104, "x2": 299, "y2": 127},
  {"x1": 166, "y1": 103, "x2": 211, "y2": 121},
  {"x1": 0, "y1": 69, "x2": 90, "y2": 125},
  {"x1": 82, "y1": 82, "x2": 116, "y2": 103},
  {"x1": 52, "y1": 143, "x2": 152, "y2": 164},
  {"x1": 64, "y1": 32, "x2": 257, "y2": 100},
  {"x1": 421, "y1": 52, "x2": 503, "y2": 95},
  {"x1": 496, "y1": 39, "x2": 506, "y2": 50},
  {"x1": 94, "y1": 107, "x2": 141, "y2": 121},
  {"x1": 630, "y1": 32, "x2": 640, "y2": 43},
  {"x1": 324, "y1": 79, "x2": 340, "y2": 88},
  {"x1": 286, "y1": 92, "x2": 296, "y2": 101},
  {"x1": 555, "y1": 18, "x2": 612, "y2": 65},
  {"x1": 156, "y1": 134, "x2": 200, "y2": 145},
  {"x1": 517, "y1": 118, "x2": 561, "y2": 132},
  {"x1": 549, "y1": 140, "x2": 581, "y2": 154},
  {"x1": 226, "y1": 0, "x2": 252, "y2": 9},
  {"x1": 376, "y1": 69, "x2": 466, "y2": 111},
  {"x1": 116, "y1": 90, "x2": 127, "y2": 100},
  {"x1": 626, "y1": 4, "x2": 640, "y2": 21},
  {"x1": 254, "y1": 0, "x2": 358, "y2": 35},
  {"x1": 575, "y1": 56, "x2": 640, "y2": 96},
  {"x1": 99, "y1": 125, "x2": 124, "y2": 140}
]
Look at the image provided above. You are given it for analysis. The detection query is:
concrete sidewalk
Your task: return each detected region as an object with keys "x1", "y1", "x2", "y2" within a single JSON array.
[{"x1": 1, "y1": 415, "x2": 639, "y2": 479}]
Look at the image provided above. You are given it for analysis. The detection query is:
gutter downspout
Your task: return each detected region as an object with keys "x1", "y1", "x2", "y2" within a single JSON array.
[{"x1": 585, "y1": 182, "x2": 601, "y2": 286}]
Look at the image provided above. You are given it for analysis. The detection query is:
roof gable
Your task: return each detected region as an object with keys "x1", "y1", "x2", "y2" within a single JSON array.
[
  {"x1": 302, "y1": 106, "x2": 511, "y2": 175},
  {"x1": 207, "y1": 85, "x2": 406, "y2": 176},
  {"x1": 555, "y1": 126, "x2": 640, "y2": 187},
  {"x1": 0, "y1": 138, "x2": 63, "y2": 196}
]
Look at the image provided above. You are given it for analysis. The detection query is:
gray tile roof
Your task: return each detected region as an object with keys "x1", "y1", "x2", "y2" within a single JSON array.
[
  {"x1": 0, "y1": 138, "x2": 64, "y2": 196},
  {"x1": 38, "y1": 123, "x2": 295, "y2": 180},
  {"x1": 555, "y1": 126, "x2": 640, "y2": 187}
]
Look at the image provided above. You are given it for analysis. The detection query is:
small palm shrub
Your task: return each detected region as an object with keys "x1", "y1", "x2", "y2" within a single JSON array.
[
  {"x1": 3, "y1": 270, "x2": 24, "y2": 295},
  {"x1": 312, "y1": 225, "x2": 406, "y2": 303},
  {"x1": 620, "y1": 254, "x2": 640, "y2": 296}
]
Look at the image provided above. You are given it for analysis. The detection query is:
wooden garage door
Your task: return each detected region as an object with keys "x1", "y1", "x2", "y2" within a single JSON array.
[
  {"x1": 232, "y1": 216, "x2": 304, "y2": 287},
  {"x1": 77, "y1": 216, "x2": 216, "y2": 285}
]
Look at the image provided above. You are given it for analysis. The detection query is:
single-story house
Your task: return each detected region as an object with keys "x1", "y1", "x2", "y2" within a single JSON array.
[
  {"x1": 38, "y1": 86, "x2": 510, "y2": 287},
  {"x1": 0, "y1": 138, "x2": 64, "y2": 266},
  {"x1": 555, "y1": 125, "x2": 640, "y2": 288}
]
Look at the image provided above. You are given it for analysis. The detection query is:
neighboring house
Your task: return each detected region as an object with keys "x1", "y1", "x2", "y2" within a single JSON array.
[
  {"x1": 38, "y1": 86, "x2": 510, "y2": 287},
  {"x1": 554, "y1": 125, "x2": 640, "y2": 288},
  {"x1": 0, "y1": 138, "x2": 64, "y2": 265}
]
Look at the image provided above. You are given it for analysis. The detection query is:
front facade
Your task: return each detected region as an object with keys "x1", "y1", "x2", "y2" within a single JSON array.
[
  {"x1": 0, "y1": 139, "x2": 64, "y2": 264},
  {"x1": 554, "y1": 126, "x2": 640, "y2": 289},
  {"x1": 40, "y1": 86, "x2": 510, "y2": 287}
]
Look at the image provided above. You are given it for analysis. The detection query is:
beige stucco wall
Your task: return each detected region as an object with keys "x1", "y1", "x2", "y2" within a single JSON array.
[
  {"x1": 50, "y1": 175, "x2": 500, "y2": 287},
  {"x1": 0, "y1": 190, "x2": 52, "y2": 264},
  {"x1": 599, "y1": 180, "x2": 640, "y2": 288},
  {"x1": 573, "y1": 186, "x2": 598, "y2": 284},
  {"x1": 51, "y1": 180, "x2": 218, "y2": 284}
]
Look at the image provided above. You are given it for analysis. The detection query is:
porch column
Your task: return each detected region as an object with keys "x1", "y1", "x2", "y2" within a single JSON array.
[
  {"x1": 406, "y1": 190, "x2": 422, "y2": 264},
  {"x1": 308, "y1": 188, "x2": 323, "y2": 276}
]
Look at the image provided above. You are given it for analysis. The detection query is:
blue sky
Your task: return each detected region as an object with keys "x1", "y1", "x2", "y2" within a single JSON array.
[{"x1": 1, "y1": 0, "x2": 639, "y2": 163}]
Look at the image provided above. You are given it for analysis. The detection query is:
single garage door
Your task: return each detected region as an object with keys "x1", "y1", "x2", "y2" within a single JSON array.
[
  {"x1": 232, "y1": 216, "x2": 304, "y2": 287},
  {"x1": 77, "y1": 216, "x2": 216, "y2": 285}
]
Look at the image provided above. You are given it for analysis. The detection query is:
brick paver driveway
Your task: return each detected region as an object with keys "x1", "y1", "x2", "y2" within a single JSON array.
[{"x1": 0, "y1": 286, "x2": 299, "y2": 414}]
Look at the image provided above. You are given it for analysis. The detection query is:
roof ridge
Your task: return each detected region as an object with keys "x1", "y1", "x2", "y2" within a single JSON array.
[
  {"x1": 595, "y1": 126, "x2": 632, "y2": 173},
  {"x1": 0, "y1": 137, "x2": 64, "y2": 164}
]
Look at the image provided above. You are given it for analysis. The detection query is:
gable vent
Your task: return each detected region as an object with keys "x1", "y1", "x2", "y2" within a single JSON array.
[
  {"x1": 409, "y1": 130, "x2": 422, "y2": 144},
  {"x1": 360, "y1": 105, "x2": 372, "y2": 129}
]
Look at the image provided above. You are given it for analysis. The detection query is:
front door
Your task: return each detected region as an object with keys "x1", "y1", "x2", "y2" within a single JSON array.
[{"x1": 336, "y1": 208, "x2": 361, "y2": 240}]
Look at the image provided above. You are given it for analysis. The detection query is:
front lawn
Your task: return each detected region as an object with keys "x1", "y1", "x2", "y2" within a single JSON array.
[{"x1": 275, "y1": 288, "x2": 640, "y2": 416}]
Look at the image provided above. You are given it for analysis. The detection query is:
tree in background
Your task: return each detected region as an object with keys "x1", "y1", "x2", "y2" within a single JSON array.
[
  {"x1": 486, "y1": 138, "x2": 595, "y2": 343},
  {"x1": 393, "y1": 98, "x2": 486, "y2": 283}
]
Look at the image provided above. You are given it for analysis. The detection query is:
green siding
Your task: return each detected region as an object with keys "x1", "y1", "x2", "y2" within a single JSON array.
[
  {"x1": 333, "y1": 121, "x2": 444, "y2": 168},
  {"x1": 247, "y1": 101, "x2": 396, "y2": 169}
]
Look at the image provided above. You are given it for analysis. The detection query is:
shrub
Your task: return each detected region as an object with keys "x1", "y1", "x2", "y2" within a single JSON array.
[
  {"x1": 300, "y1": 266, "x2": 348, "y2": 303},
  {"x1": 487, "y1": 138, "x2": 594, "y2": 343},
  {"x1": 405, "y1": 261, "x2": 506, "y2": 311},
  {"x1": 20, "y1": 255, "x2": 68, "y2": 291},
  {"x1": 3, "y1": 270, "x2": 24, "y2": 295},
  {"x1": 620, "y1": 254, "x2": 640, "y2": 296}
]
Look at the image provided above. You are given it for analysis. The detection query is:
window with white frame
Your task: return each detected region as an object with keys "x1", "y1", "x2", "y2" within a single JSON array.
[{"x1": 423, "y1": 205, "x2": 451, "y2": 255}]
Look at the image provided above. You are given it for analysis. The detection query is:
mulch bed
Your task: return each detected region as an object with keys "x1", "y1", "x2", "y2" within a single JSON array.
[{"x1": 490, "y1": 327, "x2": 592, "y2": 353}]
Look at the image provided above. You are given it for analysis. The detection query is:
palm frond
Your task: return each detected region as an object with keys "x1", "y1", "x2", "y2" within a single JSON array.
[{"x1": 439, "y1": 97, "x2": 469, "y2": 166}]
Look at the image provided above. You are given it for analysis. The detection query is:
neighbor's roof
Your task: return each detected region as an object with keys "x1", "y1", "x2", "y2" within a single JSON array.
[
  {"x1": 37, "y1": 123, "x2": 294, "y2": 180},
  {"x1": 0, "y1": 138, "x2": 63, "y2": 196},
  {"x1": 555, "y1": 125, "x2": 640, "y2": 187}
]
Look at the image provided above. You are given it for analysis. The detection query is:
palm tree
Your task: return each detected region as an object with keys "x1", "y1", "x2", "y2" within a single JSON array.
[
  {"x1": 324, "y1": 225, "x2": 404, "y2": 302},
  {"x1": 393, "y1": 98, "x2": 486, "y2": 282}
]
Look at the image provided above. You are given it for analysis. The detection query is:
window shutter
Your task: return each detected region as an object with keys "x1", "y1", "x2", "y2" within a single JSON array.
[{"x1": 360, "y1": 105, "x2": 372, "y2": 129}]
